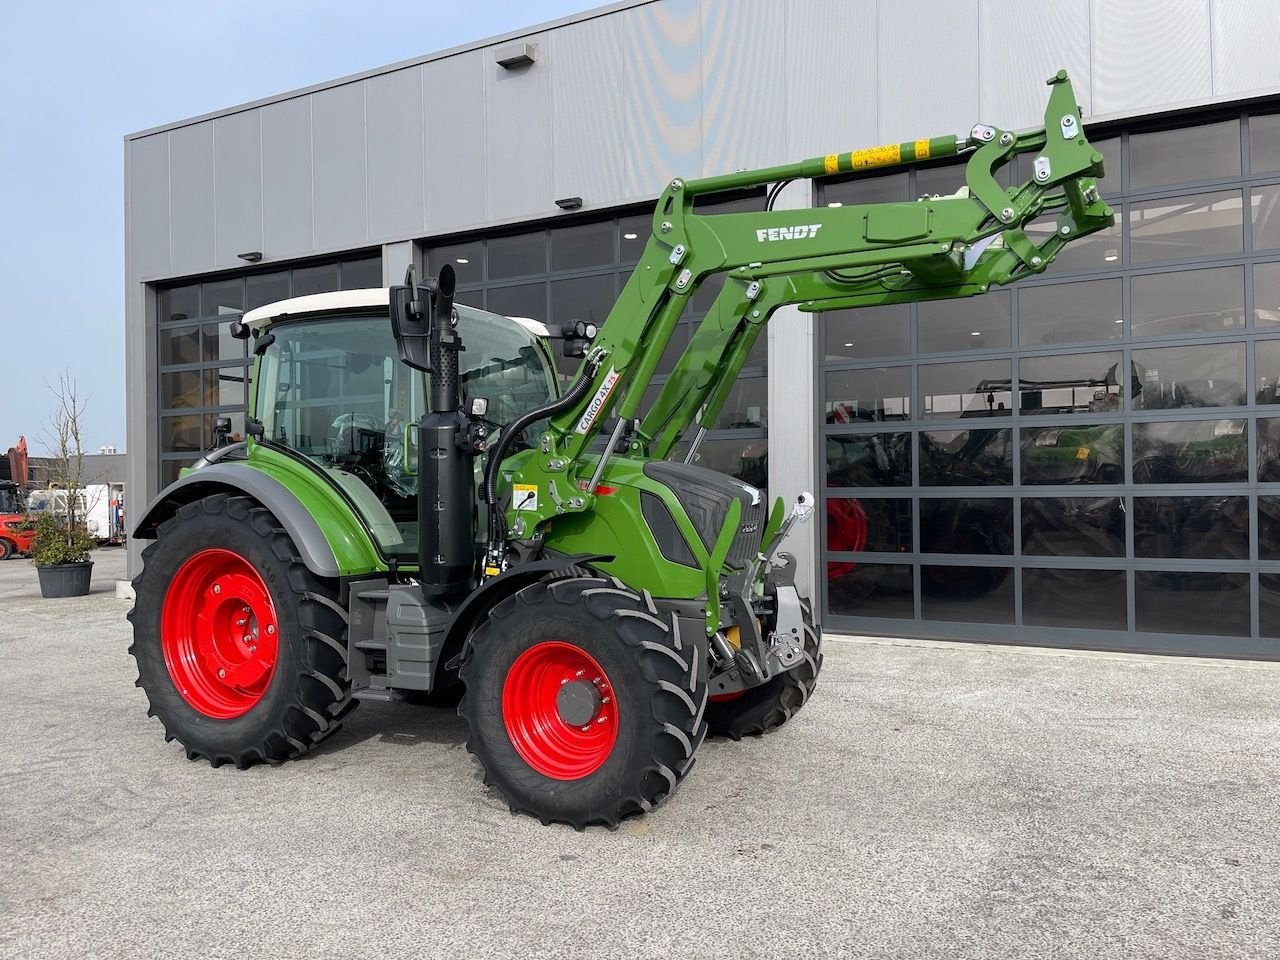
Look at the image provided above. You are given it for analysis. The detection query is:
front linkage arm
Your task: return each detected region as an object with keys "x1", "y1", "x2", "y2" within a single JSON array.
[{"x1": 507, "y1": 70, "x2": 1113, "y2": 539}]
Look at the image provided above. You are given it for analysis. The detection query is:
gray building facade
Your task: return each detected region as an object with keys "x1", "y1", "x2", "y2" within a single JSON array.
[{"x1": 126, "y1": 0, "x2": 1280, "y2": 657}]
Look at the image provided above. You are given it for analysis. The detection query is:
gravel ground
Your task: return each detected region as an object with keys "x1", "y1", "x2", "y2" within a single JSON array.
[{"x1": 1, "y1": 548, "x2": 1278, "y2": 959}]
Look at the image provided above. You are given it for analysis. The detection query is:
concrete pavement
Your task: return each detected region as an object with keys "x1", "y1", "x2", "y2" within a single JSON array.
[{"x1": 1, "y1": 549, "x2": 1277, "y2": 959}]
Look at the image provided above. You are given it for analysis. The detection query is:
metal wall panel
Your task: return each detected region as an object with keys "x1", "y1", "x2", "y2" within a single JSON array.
[
  {"x1": 783, "y1": 0, "x2": 878, "y2": 159},
  {"x1": 168, "y1": 122, "x2": 216, "y2": 276},
  {"x1": 1211, "y1": 0, "x2": 1280, "y2": 97},
  {"x1": 260, "y1": 96, "x2": 313, "y2": 258},
  {"x1": 1092, "y1": 0, "x2": 1212, "y2": 115},
  {"x1": 485, "y1": 33, "x2": 554, "y2": 222},
  {"x1": 312, "y1": 82, "x2": 368, "y2": 250},
  {"x1": 979, "y1": 0, "x2": 1092, "y2": 130},
  {"x1": 621, "y1": 0, "x2": 702, "y2": 198},
  {"x1": 699, "y1": 0, "x2": 788, "y2": 175},
  {"x1": 877, "y1": 0, "x2": 980, "y2": 144},
  {"x1": 366, "y1": 67, "x2": 427, "y2": 242},
  {"x1": 126, "y1": 133, "x2": 170, "y2": 279},
  {"x1": 423, "y1": 51, "x2": 487, "y2": 234},
  {"x1": 550, "y1": 15, "x2": 626, "y2": 206},
  {"x1": 213, "y1": 110, "x2": 263, "y2": 269}
]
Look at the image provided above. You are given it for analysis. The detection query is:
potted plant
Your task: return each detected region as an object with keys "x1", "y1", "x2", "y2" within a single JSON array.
[
  {"x1": 31, "y1": 373, "x2": 95, "y2": 598},
  {"x1": 31, "y1": 512, "x2": 95, "y2": 597}
]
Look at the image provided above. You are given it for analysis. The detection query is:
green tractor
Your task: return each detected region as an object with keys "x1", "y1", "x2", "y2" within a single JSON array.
[{"x1": 129, "y1": 72, "x2": 1112, "y2": 828}]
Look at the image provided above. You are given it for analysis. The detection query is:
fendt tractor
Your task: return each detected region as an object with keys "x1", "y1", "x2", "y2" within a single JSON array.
[{"x1": 129, "y1": 72, "x2": 1112, "y2": 828}]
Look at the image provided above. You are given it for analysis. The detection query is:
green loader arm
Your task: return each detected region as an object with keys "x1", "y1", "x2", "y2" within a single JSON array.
[{"x1": 507, "y1": 69, "x2": 1113, "y2": 539}]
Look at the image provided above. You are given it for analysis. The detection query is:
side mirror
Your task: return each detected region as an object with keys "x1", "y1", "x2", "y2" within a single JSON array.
[{"x1": 390, "y1": 265, "x2": 431, "y2": 372}]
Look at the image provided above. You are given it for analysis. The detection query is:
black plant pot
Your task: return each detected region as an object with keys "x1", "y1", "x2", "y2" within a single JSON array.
[{"x1": 36, "y1": 561, "x2": 94, "y2": 598}]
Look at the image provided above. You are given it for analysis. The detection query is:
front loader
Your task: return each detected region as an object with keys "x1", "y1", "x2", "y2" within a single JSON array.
[{"x1": 129, "y1": 72, "x2": 1112, "y2": 828}]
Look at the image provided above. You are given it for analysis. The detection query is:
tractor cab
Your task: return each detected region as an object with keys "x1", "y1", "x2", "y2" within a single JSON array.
[{"x1": 238, "y1": 289, "x2": 559, "y2": 560}]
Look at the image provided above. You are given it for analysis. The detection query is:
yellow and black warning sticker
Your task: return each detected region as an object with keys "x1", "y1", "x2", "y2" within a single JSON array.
[
  {"x1": 850, "y1": 143, "x2": 902, "y2": 170},
  {"x1": 513, "y1": 483, "x2": 539, "y2": 511}
]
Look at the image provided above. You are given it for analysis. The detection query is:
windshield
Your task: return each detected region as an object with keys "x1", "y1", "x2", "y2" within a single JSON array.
[
  {"x1": 0, "y1": 486, "x2": 23, "y2": 514},
  {"x1": 254, "y1": 306, "x2": 556, "y2": 559}
]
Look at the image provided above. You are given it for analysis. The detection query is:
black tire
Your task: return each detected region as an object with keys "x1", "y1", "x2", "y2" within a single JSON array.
[
  {"x1": 128, "y1": 493, "x2": 356, "y2": 768},
  {"x1": 0, "y1": 538, "x2": 13, "y2": 560},
  {"x1": 705, "y1": 597, "x2": 822, "y2": 740},
  {"x1": 458, "y1": 576, "x2": 708, "y2": 830}
]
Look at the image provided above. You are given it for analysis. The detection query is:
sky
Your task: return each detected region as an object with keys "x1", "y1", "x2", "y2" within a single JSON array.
[{"x1": 0, "y1": 0, "x2": 595, "y2": 455}]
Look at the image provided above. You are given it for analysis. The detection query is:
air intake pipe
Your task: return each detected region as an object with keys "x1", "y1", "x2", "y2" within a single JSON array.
[{"x1": 417, "y1": 265, "x2": 474, "y2": 599}]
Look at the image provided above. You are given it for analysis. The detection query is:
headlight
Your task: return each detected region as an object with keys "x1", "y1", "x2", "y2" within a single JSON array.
[{"x1": 1213, "y1": 420, "x2": 1245, "y2": 437}]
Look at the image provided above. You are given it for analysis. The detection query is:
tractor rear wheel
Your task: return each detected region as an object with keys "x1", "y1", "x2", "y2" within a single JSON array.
[
  {"x1": 458, "y1": 576, "x2": 708, "y2": 829},
  {"x1": 705, "y1": 597, "x2": 822, "y2": 740},
  {"x1": 128, "y1": 493, "x2": 355, "y2": 768}
]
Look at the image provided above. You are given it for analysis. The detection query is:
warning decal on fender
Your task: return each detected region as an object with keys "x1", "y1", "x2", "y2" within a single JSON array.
[
  {"x1": 574, "y1": 366, "x2": 621, "y2": 435},
  {"x1": 513, "y1": 483, "x2": 539, "y2": 511}
]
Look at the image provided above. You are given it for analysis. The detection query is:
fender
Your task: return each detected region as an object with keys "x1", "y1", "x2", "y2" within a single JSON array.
[
  {"x1": 133, "y1": 462, "x2": 340, "y2": 578},
  {"x1": 443, "y1": 553, "x2": 614, "y2": 667}
]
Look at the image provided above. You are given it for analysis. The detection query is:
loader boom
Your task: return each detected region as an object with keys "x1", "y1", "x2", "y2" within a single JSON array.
[{"x1": 504, "y1": 70, "x2": 1113, "y2": 538}]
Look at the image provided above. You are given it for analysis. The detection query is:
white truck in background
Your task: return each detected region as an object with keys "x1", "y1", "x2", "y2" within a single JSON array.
[{"x1": 27, "y1": 483, "x2": 126, "y2": 544}]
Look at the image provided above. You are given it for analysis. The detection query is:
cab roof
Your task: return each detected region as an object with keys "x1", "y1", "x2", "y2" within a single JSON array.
[{"x1": 240, "y1": 287, "x2": 551, "y2": 339}]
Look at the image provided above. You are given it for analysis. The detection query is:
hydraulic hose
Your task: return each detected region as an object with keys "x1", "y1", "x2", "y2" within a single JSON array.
[{"x1": 483, "y1": 356, "x2": 602, "y2": 551}]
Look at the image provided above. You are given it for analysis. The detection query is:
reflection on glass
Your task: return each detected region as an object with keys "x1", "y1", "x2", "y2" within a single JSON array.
[
  {"x1": 1253, "y1": 183, "x2": 1280, "y2": 251},
  {"x1": 1255, "y1": 341, "x2": 1280, "y2": 404},
  {"x1": 1018, "y1": 351, "x2": 1122, "y2": 414},
  {"x1": 1259, "y1": 573, "x2": 1280, "y2": 638},
  {"x1": 824, "y1": 366, "x2": 910, "y2": 423},
  {"x1": 919, "y1": 429, "x2": 1012, "y2": 485},
  {"x1": 1021, "y1": 424, "x2": 1124, "y2": 484},
  {"x1": 917, "y1": 291, "x2": 1011, "y2": 353},
  {"x1": 551, "y1": 221, "x2": 615, "y2": 271},
  {"x1": 160, "y1": 459, "x2": 190, "y2": 488},
  {"x1": 919, "y1": 359, "x2": 1012, "y2": 418},
  {"x1": 920, "y1": 499, "x2": 1013, "y2": 554},
  {"x1": 826, "y1": 498, "x2": 912, "y2": 553},
  {"x1": 618, "y1": 214, "x2": 650, "y2": 262},
  {"x1": 291, "y1": 264, "x2": 339, "y2": 297},
  {"x1": 427, "y1": 242, "x2": 483, "y2": 284},
  {"x1": 1022, "y1": 497, "x2": 1124, "y2": 557},
  {"x1": 1257, "y1": 262, "x2": 1280, "y2": 327},
  {"x1": 160, "y1": 414, "x2": 202, "y2": 453},
  {"x1": 550, "y1": 274, "x2": 614, "y2": 326},
  {"x1": 1252, "y1": 114, "x2": 1280, "y2": 174},
  {"x1": 716, "y1": 377, "x2": 767, "y2": 429},
  {"x1": 1259, "y1": 418, "x2": 1280, "y2": 481},
  {"x1": 1128, "y1": 120, "x2": 1241, "y2": 190},
  {"x1": 1260, "y1": 496, "x2": 1280, "y2": 559},
  {"x1": 340, "y1": 257, "x2": 382, "y2": 290},
  {"x1": 825, "y1": 433, "x2": 911, "y2": 487},
  {"x1": 827, "y1": 563, "x2": 914, "y2": 619},
  {"x1": 202, "y1": 279, "x2": 244, "y2": 315},
  {"x1": 203, "y1": 322, "x2": 246, "y2": 364},
  {"x1": 1135, "y1": 571, "x2": 1249, "y2": 636},
  {"x1": 1026, "y1": 216, "x2": 1121, "y2": 273},
  {"x1": 486, "y1": 283, "x2": 546, "y2": 321},
  {"x1": 488, "y1": 231, "x2": 546, "y2": 279},
  {"x1": 1023, "y1": 568, "x2": 1126, "y2": 630},
  {"x1": 160, "y1": 371, "x2": 202, "y2": 410},
  {"x1": 823, "y1": 172, "x2": 909, "y2": 205},
  {"x1": 159, "y1": 325, "x2": 201, "y2": 366},
  {"x1": 211, "y1": 367, "x2": 247, "y2": 407},
  {"x1": 245, "y1": 272, "x2": 290, "y2": 311},
  {"x1": 1132, "y1": 420, "x2": 1248, "y2": 483},
  {"x1": 682, "y1": 437, "x2": 768, "y2": 490},
  {"x1": 1134, "y1": 496, "x2": 1248, "y2": 559},
  {"x1": 159, "y1": 285, "x2": 200, "y2": 322},
  {"x1": 921, "y1": 565, "x2": 1013, "y2": 623},
  {"x1": 1128, "y1": 190, "x2": 1244, "y2": 263},
  {"x1": 1131, "y1": 266, "x2": 1244, "y2": 338},
  {"x1": 1132, "y1": 343, "x2": 1245, "y2": 409},
  {"x1": 822, "y1": 304, "x2": 910, "y2": 361},
  {"x1": 1018, "y1": 278, "x2": 1123, "y2": 346}
]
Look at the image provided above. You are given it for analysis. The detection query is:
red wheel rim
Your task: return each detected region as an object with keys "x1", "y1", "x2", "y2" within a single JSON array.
[
  {"x1": 502, "y1": 641, "x2": 618, "y2": 780},
  {"x1": 160, "y1": 548, "x2": 280, "y2": 719}
]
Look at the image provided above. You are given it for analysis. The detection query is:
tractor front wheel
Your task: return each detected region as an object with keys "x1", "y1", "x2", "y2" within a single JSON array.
[
  {"x1": 705, "y1": 597, "x2": 822, "y2": 740},
  {"x1": 459, "y1": 576, "x2": 708, "y2": 829},
  {"x1": 128, "y1": 493, "x2": 355, "y2": 767}
]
